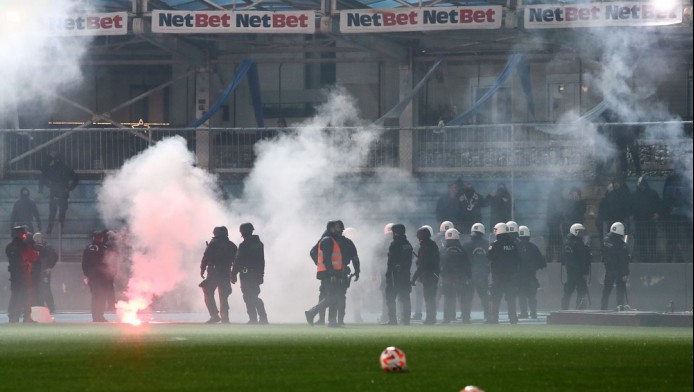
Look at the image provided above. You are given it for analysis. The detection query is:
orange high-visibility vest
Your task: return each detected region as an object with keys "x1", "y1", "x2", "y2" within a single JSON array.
[{"x1": 317, "y1": 237, "x2": 343, "y2": 272}]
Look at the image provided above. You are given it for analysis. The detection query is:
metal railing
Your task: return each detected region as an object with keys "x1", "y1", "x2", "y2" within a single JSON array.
[{"x1": 1, "y1": 122, "x2": 691, "y2": 176}]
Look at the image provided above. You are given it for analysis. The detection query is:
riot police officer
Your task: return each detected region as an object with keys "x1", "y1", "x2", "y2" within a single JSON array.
[
  {"x1": 32, "y1": 232, "x2": 59, "y2": 313},
  {"x1": 561, "y1": 223, "x2": 592, "y2": 310},
  {"x1": 231, "y1": 223, "x2": 268, "y2": 324},
  {"x1": 461, "y1": 223, "x2": 491, "y2": 323},
  {"x1": 82, "y1": 231, "x2": 115, "y2": 322},
  {"x1": 488, "y1": 222, "x2": 519, "y2": 324},
  {"x1": 200, "y1": 226, "x2": 237, "y2": 324},
  {"x1": 601, "y1": 222, "x2": 630, "y2": 310},
  {"x1": 305, "y1": 221, "x2": 344, "y2": 327},
  {"x1": 440, "y1": 228, "x2": 470, "y2": 324},
  {"x1": 384, "y1": 224, "x2": 413, "y2": 325},
  {"x1": 411, "y1": 226, "x2": 440, "y2": 324},
  {"x1": 335, "y1": 222, "x2": 360, "y2": 327},
  {"x1": 6, "y1": 226, "x2": 39, "y2": 323},
  {"x1": 516, "y1": 226, "x2": 546, "y2": 319}
]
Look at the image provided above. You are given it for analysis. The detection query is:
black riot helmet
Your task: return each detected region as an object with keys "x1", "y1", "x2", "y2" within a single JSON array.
[
  {"x1": 391, "y1": 224, "x2": 406, "y2": 235},
  {"x1": 213, "y1": 226, "x2": 229, "y2": 238},
  {"x1": 240, "y1": 222, "x2": 255, "y2": 236},
  {"x1": 416, "y1": 226, "x2": 432, "y2": 240},
  {"x1": 11, "y1": 226, "x2": 28, "y2": 240},
  {"x1": 92, "y1": 230, "x2": 107, "y2": 244}
]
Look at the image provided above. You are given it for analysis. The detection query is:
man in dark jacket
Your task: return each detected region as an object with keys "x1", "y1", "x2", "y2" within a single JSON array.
[
  {"x1": 82, "y1": 231, "x2": 115, "y2": 322},
  {"x1": 516, "y1": 226, "x2": 546, "y2": 319},
  {"x1": 200, "y1": 226, "x2": 237, "y2": 324},
  {"x1": 335, "y1": 221, "x2": 360, "y2": 327},
  {"x1": 32, "y1": 232, "x2": 59, "y2": 313},
  {"x1": 10, "y1": 187, "x2": 41, "y2": 233},
  {"x1": 39, "y1": 152, "x2": 79, "y2": 235},
  {"x1": 461, "y1": 223, "x2": 491, "y2": 323},
  {"x1": 601, "y1": 222, "x2": 630, "y2": 310},
  {"x1": 384, "y1": 224, "x2": 413, "y2": 325},
  {"x1": 440, "y1": 228, "x2": 470, "y2": 324},
  {"x1": 436, "y1": 182, "x2": 462, "y2": 230},
  {"x1": 488, "y1": 222, "x2": 519, "y2": 324},
  {"x1": 632, "y1": 177, "x2": 661, "y2": 262},
  {"x1": 231, "y1": 223, "x2": 267, "y2": 324},
  {"x1": 458, "y1": 183, "x2": 486, "y2": 235},
  {"x1": 411, "y1": 226, "x2": 440, "y2": 324},
  {"x1": 6, "y1": 226, "x2": 39, "y2": 323},
  {"x1": 561, "y1": 223, "x2": 592, "y2": 310},
  {"x1": 486, "y1": 183, "x2": 513, "y2": 230},
  {"x1": 305, "y1": 221, "x2": 344, "y2": 327}
]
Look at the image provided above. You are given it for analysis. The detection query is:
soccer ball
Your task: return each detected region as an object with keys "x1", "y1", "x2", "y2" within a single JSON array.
[
  {"x1": 461, "y1": 386, "x2": 485, "y2": 392},
  {"x1": 379, "y1": 346, "x2": 406, "y2": 372}
]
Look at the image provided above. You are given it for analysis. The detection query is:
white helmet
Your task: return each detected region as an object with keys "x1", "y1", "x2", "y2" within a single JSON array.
[
  {"x1": 569, "y1": 223, "x2": 586, "y2": 237},
  {"x1": 506, "y1": 221, "x2": 518, "y2": 233},
  {"x1": 610, "y1": 222, "x2": 625, "y2": 236},
  {"x1": 33, "y1": 232, "x2": 45, "y2": 245},
  {"x1": 518, "y1": 225, "x2": 530, "y2": 237},
  {"x1": 343, "y1": 227, "x2": 356, "y2": 240},
  {"x1": 422, "y1": 225, "x2": 434, "y2": 237},
  {"x1": 384, "y1": 223, "x2": 394, "y2": 235},
  {"x1": 439, "y1": 221, "x2": 454, "y2": 233},
  {"x1": 445, "y1": 228, "x2": 460, "y2": 240},
  {"x1": 493, "y1": 222, "x2": 508, "y2": 235},
  {"x1": 471, "y1": 222, "x2": 486, "y2": 235}
]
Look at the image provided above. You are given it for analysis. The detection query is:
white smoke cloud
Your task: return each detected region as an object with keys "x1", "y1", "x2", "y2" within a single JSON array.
[
  {"x1": 0, "y1": 0, "x2": 89, "y2": 126},
  {"x1": 97, "y1": 87, "x2": 421, "y2": 323}
]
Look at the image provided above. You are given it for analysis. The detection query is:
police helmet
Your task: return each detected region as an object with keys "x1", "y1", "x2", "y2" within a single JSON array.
[
  {"x1": 391, "y1": 224, "x2": 406, "y2": 235},
  {"x1": 11, "y1": 226, "x2": 28, "y2": 240},
  {"x1": 240, "y1": 222, "x2": 255, "y2": 235},
  {"x1": 384, "y1": 223, "x2": 394, "y2": 235},
  {"x1": 213, "y1": 226, "x2": 229, "y2": 238},
  {"x1": 506, "y1": 221, "x2": 519, "y2": 233},
  {"x1": 518, "y1": 226, "x2": 530, "y2": 238},
  {"x1": 92, "y1": 230, "x2": 107, "y2": 243},
  {"x1": 610, "y1": 222, "x2": 625, "y2": 236},
  {"x1": 569, "y1": 223, "x2": 585, "y2": 237},
  {"x1": 417, "y1": 226, "x2": 432, "y2": 239},
  {"x1": 445, "y1": 228, "x2": 460, "y2": 240},
  {"x1": 471, "y1": 223, "x2": 486, "y2": 235},
  {"x1": 33, "y1": 232, "x2": 45, "y2": 245},
  {"x1": 493, "y1": 222, "x2": 508, "y2": 235},
  {"x1": 439, "y1": 221, "x2": 454, "y2": 233},
  {"x1": 422, "y1": 225, "x2": 434, "y2": 237}
]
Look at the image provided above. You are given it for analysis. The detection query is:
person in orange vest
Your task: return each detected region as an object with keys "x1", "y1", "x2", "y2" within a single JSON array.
[{"x1": 305, "y1": 220, "x2": 344, "y2": 328}]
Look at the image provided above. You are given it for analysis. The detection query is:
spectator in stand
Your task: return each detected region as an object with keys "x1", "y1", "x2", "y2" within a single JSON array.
[
  {"x1": 545, "y1": 179, "x2": 565, "y2": 263},
  {"x1": 486, "y1": 183, "x2": 513, "y2": 230},
  {"x1": 39, "y1": 151, "x2": 79, "y2": 235},
  {"x1": 10, "y1": 187, "x2": 41, "y2": 233},
  {"x1": 436, "y1": 182, "x2": 462, "y2": 230},
  {"x1": 632, "y1": 177, "x2": 661, "y2": 263},
  {"x1": 661, "y1": 170, "x2": 692, "y2": 263},
  {"x1": 597, "y1": 178, "x2": 633, "y2": 236},
  {"x1": 563, "y1": 187, "x2": 586, "y2": 233},
  {"x1": 458, "y1": 181, "x2": 486, "y2": 235}
]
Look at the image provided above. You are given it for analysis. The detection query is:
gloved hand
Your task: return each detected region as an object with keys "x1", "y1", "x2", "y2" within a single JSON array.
[
  {"x1": 200, "y1": 269, "x2": 205, "y2": 279},
  {"x1": 353, "y1": 273, "x2": 359, "y2": 282},
  {"x1": 231, "y1": 275, "x2": 237, "y2": 284}
]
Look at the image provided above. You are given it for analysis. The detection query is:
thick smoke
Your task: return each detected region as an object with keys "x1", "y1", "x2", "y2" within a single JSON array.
[
  {"x1": 0, "y1": 0, "x2": 88, "y2": 126},
  {"x1": 98, "y1": 87, "x2": 420, "y2": 322},
  {"x1": 98, "y1": 137, "x2": 228, "y2": 323}
]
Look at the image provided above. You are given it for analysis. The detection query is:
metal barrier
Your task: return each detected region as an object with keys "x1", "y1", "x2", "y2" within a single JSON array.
[{"x1": 1, "y1": 122, "x2": 691, "y2": 175}]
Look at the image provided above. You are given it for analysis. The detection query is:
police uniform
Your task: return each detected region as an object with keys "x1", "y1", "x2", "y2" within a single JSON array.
[
  {"x1": 200, "y1": 227, "x2": 237, "y2": 323},
  {"x1": 6, "y1": 227, "x2": 39, "y2": 323},
  {"x1": 516, "y1": 238, "x2": 545, "y2": 318},
  {"x1": 232, "y1": 227, "x2": 267, "y2": 324},
  {"x1": 335, "y1": 234, "x2": 360, "y2": 326},
  {"x1": 561, "y1": 235, "x2": 592, "y2": 310},
  {"x1": 384, "y1": 228, "x2": 413, "y2": 325},
  {"x1": 461, "y1": 234, "x2": 491, "y2": 322},
  {"x1": 440, "y1": 239, "x2": 470, "y2": 323},
  {"x1": 82, "y1": 234, "x2": 116, "y2": 322},
  {"x1": 412, "y1": 229, "x2": 440, "y2": 324},
  {"x1": 488, "y1": 234, "x2": 519, "y2": 324},
  {"x1": 600, "y1": 233, "x2": 630, "y2": 310}
]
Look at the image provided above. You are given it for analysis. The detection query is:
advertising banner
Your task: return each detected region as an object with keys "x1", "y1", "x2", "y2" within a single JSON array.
[
  {"x1": 524, "y1": 2, "x2": 683, "y2": 29},
  {"x1": 152, "y1": 10, "x2": 315, "y2": 34},
  {"x1": 47, "y1": 12, "x2": 127, "y2": 36},
  {"x1": 339, "y1": 6, "x2": 502, "y2": 33}
]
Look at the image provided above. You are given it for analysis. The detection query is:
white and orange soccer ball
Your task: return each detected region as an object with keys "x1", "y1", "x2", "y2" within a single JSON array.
[
  {"x1": 461, "y1": 386, "x2": 485, "y2": 392},
  {"x1": 379, "y1": 346, "x2": 407, "y2": 372}
]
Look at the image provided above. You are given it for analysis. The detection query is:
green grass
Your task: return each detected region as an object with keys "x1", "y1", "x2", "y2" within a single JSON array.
[{"x1": 0, "y1": 324, "x2": 691, "y2": 392}]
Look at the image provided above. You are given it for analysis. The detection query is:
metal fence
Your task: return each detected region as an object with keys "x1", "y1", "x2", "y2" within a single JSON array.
[{"x1": 1, "y1": 122, "x2": 691, "y2": 176}]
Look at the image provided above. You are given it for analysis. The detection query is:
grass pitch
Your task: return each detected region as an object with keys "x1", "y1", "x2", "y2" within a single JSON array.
[{"x1": 0, "y1": 323, "x2": 691, "y2": 392}]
